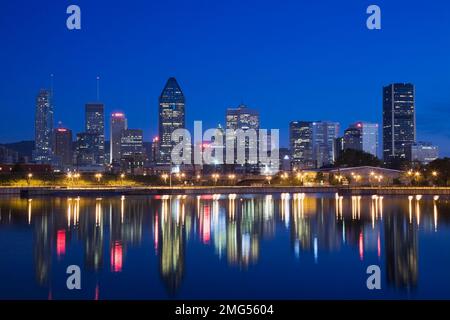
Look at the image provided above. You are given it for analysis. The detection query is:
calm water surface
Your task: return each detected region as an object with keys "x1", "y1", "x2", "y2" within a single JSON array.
[{"x1": 0, "y1": 193, "x2": 449, "y2": 299}]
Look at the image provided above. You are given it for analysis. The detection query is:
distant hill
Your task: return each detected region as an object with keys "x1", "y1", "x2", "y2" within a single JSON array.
[{"x1": 0, "y1": 141, "x2": 34, "y2": 158}]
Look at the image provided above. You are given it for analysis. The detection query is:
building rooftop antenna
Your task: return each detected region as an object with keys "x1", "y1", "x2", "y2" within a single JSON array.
[
  {"x1": 96, "y1": 75, "x2": 100, "y2": 101},
  {"x1": 50, "y1": 73, "x2": 54, "y2": 98}
]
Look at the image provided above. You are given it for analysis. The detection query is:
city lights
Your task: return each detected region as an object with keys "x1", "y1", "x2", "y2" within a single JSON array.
[{"x1": 95, "y1": 173, "x2": 103, "y2": 183}]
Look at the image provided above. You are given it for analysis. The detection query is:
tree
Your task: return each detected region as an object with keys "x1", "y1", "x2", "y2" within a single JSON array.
[
  {"x1": 334, "y1": 149, "x2": 381, "y2": 168},
  {"x1": 426, "y1": 158, "x2": 450, "y2": 186}
]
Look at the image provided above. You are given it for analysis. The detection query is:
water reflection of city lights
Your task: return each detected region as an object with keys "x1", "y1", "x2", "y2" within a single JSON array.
[{"x1": 27, "y1": 199, "x2": 32, "y2": 225}]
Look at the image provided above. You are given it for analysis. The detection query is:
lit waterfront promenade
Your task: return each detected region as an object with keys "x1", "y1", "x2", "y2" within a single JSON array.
[{"x1": 1, "y1": 186, "x2": 450, "y2": 197}]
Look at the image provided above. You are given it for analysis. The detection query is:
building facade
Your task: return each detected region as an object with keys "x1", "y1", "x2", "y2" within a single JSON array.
[
  {"x1": 406, "y1": 142, "x2": 439, "y2": 165},
  {"x1": 289, "y1": 121, "x2": 314, "y2": 170},
  {"x1": 342, "y1": 122, "x2": 378, "y2": 157},
  {"x1": 85, "y1": 103, "x2": 105, "y2": 165},
  {"x1": 53, "y1": 127, "x2": 73, "y2": 168},
  {"x1": 120, "y1": 129, "x2": 144, "y2": 174},
  {"x1": 383, "y1": 83, "x2": 415, "y2": 162},
  {"x1": 110, "y1": 112, "x2": 127, "y2": 164},
  {"x1": 158, "y1": 77, "x2": 185, "y2": 164},
  {"x1": 33, "y1": 89, "x2": 53, "y2": 163},
  {"x1": 312, "y1": 121, "x2": 340, "y2": 168},
  {"x1": 225, "y1": 104, "x2": 260, "y2": 170}
]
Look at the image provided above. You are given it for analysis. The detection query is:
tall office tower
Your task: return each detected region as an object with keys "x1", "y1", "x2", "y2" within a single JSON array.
[
  {"x1": 33, "y1": 89, "x2": 53, "y2": 163},
  {"x1": 289, "y1": 121, "x2": 314, "y2": 170},
  {"x1": 110, "y1": 112, "x2": 127, "y2": 164},
  {"x1": 85, "y1": 103, "x2": 105, "y2": 164},
  {"x1": 53, "y1": 127, "x2": 73, "y2": 167},
  {"x1": 225, "y1": 104, "x2": 260, "y2": 167},
  {"x1": 343, "y1": 122, "x2": 379, "y2": 157},
  {"x1": 151, "y1": 136, "x2": 160, "y2": 163},
  {"x1": 121, "y1": 129, "x2": 145, "y2": 174},
  {"x1": 120, "y1": 129, "x2": 144, "y2": 156},
  {"x1": 383, "y1": 83, "x2": 415, "y2": 162},
  {"x1": 158, "y1": 77, "x2": 185, "y2": 164},
  {"x1": 312, "y1": 121, "x2": 340, "y2": 168},
  {"x1": 76, "y1": 132, "x2": 98, "y2": 166}
]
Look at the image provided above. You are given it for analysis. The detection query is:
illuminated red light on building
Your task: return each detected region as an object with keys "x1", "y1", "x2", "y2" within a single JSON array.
[
  {"x1": 153, "y1": 136, "x2": 159, "y2": 142},
  {"x1": 110, "y1": 241, "x2": 123, "y2": 272},
  {"x1": 56, "y1": 229, "x2": 66, "y2": 258},
  {"x1": 112, "y1": 112, "x2": 125, "y2": 118},
  {"x1": 57, "y1": 128, "x2": 68, "y2": 132}
]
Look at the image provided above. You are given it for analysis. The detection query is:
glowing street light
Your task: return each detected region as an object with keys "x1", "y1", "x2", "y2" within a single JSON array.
[
  {"x1": 228, "y1": 174, "x2": 236, "y2": 185},
  {"x1": 27, "y1": 173, "x2": 33, "y2": 185},
  {"x1": 95, "y1": 173, "x2": 102, "y2": 183},
  {"x1": 212, "y1": 173, "x2": 220, "y2": 185},
  {"x1": 432, "y1": 171, "x2": 438, "y2": 177},
  {"x1": 161, "y1": 173, "x2": 169, "y2": 184},
  {"x1": 265, "y1": 176, "x2": 272, "y2": 185}
]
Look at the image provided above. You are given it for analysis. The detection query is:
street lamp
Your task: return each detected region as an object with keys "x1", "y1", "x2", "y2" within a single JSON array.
[
  {"x1": 95, "y1": 173, "x2": 102, "y2": 183},
  {"x1": 265, "y1": 176, "x2": 272, "y2": 185},
  {"x1": 67, "y1": 172, "x2": 74, "y2": 185},
  {"x1": 27, "y1": 173, "x2": 33, "y2": 186},
  {"x1": 212, "y1": 173, "x2": 220, "y2": 185},
  {"x1": 161, "y1": 173, "x2": 169, "y2": 184},
  {"x1": 74, "y1": 173, "x2": 80, "y2": 184},
  {"x1": 228, "y1": 174, "x2": 236, "y2": 185},
  {"x1": 120, "y1": 173, "x2": 125, "y2": 185}
]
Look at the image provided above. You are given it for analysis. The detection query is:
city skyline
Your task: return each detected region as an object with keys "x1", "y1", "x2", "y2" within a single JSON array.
[
  {"x1": 1, "y1": 1, "x2": 450, "y2": 156},
  {"x1": 20, "y1": 78, "x2": 441, "y2": 169}
]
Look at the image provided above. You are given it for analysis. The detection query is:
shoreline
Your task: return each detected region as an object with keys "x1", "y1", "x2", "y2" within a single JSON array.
[{"x1": 1, "y1": 186, "x2": 450, "y2": 197}]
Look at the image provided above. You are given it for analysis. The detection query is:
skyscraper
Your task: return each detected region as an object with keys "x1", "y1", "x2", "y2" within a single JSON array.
[
  {"x1": 121, "y1": 129, "x2": 144, "y2": 157},
  {"x1": 85, "y1": 103, "x2": 105, "y2": 165},
  {"x1": 342, "y1": 122, "x2": 379, "y2": 157},
  {"x1": 53, "y1": 127, "x2": 73, "y2": 168},
  {"x1": 158, "y1": 77, "x2": 185, "y2": 164},
  {"x1": 151, "y1": 136, "x2": 160, "y2": 164},
  {"x1": 383, "y1": 83, "x2": 415, "y2": 162},
  {"x1": 226, "y1": 104, "x2": 260, "y2": 169},
  {"x1": 289, "y1": 121, "x2": 314, "y2": 169},
  {"x1": 120, "y1": 129, "x2": 145, "y2": 174},
  {"x1": 312, "y1": 121, "x2": 340, "y2": 168},
  {"x1": 33, "y1": 89, "x2": 53, "y2": 163},
  {"x1": 76, "y1": 132, "x2": 98, "y2": 166},
  {"x1": 110, "y1": 112, "x2": 127, "y2": 164}
]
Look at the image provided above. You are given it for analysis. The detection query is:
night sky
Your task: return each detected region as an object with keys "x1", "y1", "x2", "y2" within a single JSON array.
[{"x1": 1, "y1": 0, "x2": 450, "y2": 155}]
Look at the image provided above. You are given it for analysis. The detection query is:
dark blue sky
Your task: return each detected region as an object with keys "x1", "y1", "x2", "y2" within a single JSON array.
[{"x1": 1, "y1": 0, "x2": 450, "y2": 154}]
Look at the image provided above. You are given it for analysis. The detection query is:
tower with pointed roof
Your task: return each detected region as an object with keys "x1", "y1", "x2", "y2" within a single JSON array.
[{"x1": 158, "y1": 77, "x2": 185, "y2": 164}]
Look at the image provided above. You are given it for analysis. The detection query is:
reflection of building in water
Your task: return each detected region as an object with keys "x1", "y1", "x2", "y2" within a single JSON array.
[
  {"x1": 78, "y1": 199, "x2": 104, "y2": 271},
  {"x1": 211, "y1": 200, "x2": 227, "y2": 258},
  {"x1": 384, "y1": 213, "x2": 418, "y2": 289},
  {"x1": 34, "y1": 213, "x2": 52, "y2": 286},
  {"x1": 158, "y1": 197, "x2": 185, "y2": 295},
  {"x1": 109, "y1": 198, "x2": 145, "y2": 272},
  {"x1": 291, "y1": 194, "x2": 312, "y2": 255}
]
